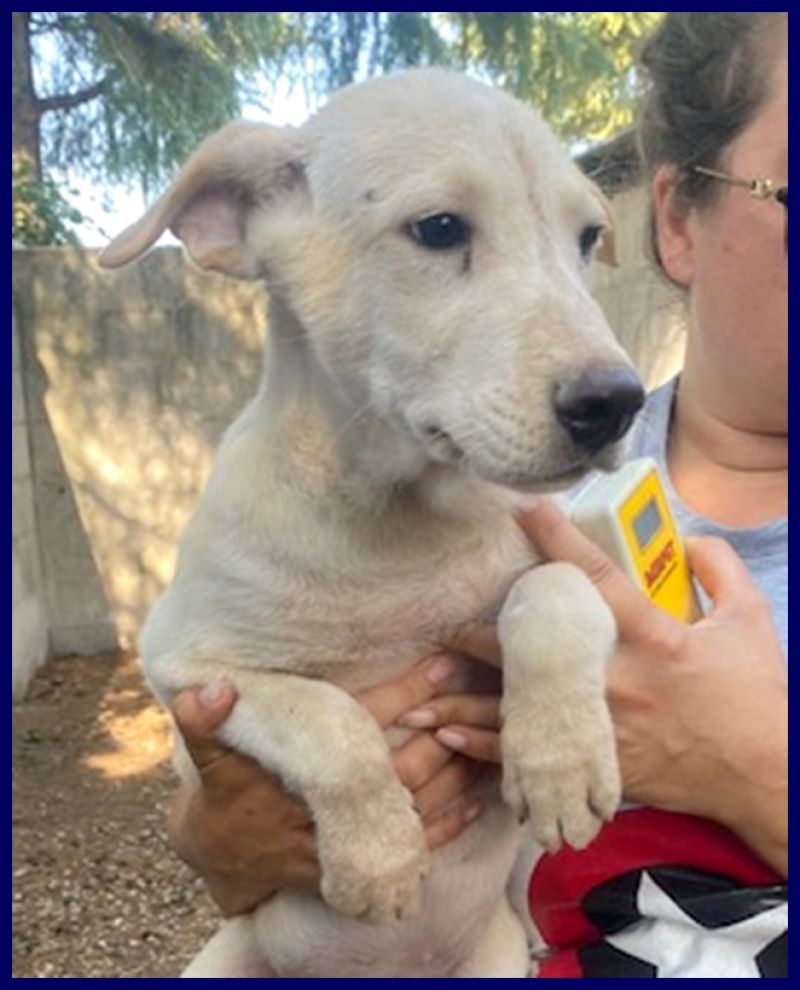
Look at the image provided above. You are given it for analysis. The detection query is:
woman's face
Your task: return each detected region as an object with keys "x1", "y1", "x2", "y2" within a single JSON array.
[{"x1": 656, "y1": 31, "x2": 787, "y2": 431}]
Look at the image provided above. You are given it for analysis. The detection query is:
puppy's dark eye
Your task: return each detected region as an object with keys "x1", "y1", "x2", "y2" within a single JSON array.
[
  {"x1": 579, "y1": 224, "x2": 605, "y2": 260},
  {"x1": 409, "y1": 213, "x2": 470, "y2": 250}
]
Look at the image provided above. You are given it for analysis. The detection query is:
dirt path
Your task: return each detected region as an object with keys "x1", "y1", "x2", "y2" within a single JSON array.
[{"x1": 12, "y1": 652, "x2": 219, "y2": 978}]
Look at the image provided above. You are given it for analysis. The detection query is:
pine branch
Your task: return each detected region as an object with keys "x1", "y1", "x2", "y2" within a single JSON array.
[{"x1": 38, "y1": 78, "x2": 109, "y2": 115}]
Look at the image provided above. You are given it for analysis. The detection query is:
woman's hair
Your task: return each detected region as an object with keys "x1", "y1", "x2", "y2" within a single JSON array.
[{"x1": 636, "y1": 12, "x2": 785, "y2": 270}]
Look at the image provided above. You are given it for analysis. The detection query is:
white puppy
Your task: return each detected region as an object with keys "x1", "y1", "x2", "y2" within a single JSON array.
[{"x1": 100, "y1": 69, "x2": 644, "y2": 978}]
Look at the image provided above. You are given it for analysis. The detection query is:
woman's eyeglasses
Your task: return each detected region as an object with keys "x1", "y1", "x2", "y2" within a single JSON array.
[{"x1": 693, "y1": 165, "x2": 788, "y2": 252}]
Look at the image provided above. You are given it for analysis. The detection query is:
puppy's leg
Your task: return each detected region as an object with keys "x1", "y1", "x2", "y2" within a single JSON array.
[
  {"x1": 451, "y1": 895, "x2": 531, "y2": 977},
  {"x1": 165, "y1": 668, "x2": 429, "y2": 924},
  {"x1": 181, "y1": 916, "x2": 273, "y2": 978},
  {"x1": 498, "y1": 562, "x2": 621, "y2": 851}
]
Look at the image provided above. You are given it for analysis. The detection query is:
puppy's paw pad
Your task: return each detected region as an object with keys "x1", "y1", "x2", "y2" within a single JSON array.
[{"x1": 319, "y1": 795, "x2": 430, "y2": 923}]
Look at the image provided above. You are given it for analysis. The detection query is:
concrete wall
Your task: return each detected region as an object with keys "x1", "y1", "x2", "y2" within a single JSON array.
[
  {"x1": 12, "y1": 247, "x2": 267, "y2": 678},
  {"x1": 11, "y1": 188, "x2": 686, "y2": 695},
  {"x1": 12, "y1": 308, "x2": 49, "y2": 700}
]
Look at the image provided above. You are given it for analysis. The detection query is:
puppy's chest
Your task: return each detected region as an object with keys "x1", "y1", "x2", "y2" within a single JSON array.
[{"x1": 264, "y1": 516, "x2": 536, "y2": 684}]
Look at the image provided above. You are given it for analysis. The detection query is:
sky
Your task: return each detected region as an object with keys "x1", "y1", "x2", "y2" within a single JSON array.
[{"x1": 35, "y1": 22, "x2": 592, "y2": 250}]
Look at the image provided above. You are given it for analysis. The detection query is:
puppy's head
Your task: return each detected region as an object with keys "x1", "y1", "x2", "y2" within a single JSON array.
[{"x1": 100, "y1": 69, "x2": 642, "y2": 492}]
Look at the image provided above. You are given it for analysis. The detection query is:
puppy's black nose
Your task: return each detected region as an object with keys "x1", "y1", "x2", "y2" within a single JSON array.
[{"x1": 554, "y1": 367, "x2": 645, "y2": 454}]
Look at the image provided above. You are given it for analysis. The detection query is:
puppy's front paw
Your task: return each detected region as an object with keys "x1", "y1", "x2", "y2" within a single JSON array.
[
  {"x1": 501, "y1": 700, "x2": 621, "y2": 852},
  {"x1": 317, "y1": 786, "x2": 430, "y2": 924}
]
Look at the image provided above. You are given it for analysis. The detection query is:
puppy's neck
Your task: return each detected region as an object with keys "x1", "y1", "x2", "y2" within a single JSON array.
[{"x1": 256, "y1": 297, "x2": 501, "y2": 521}]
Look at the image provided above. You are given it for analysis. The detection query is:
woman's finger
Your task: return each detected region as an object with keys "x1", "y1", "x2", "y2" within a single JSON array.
[
  {"x1": 414, "y1": 756, "x2": 486, "y2": 819},
  {"x1": 435, "y1": 725, "x2": 502, "y2": 764},
  {"x1": 356, "y1": 653, "x2": 456, "y2": 729},
  {"x1": 171, "y1": 681, "x2": 239, "y2": 770},
  {"x1": 423, "y1": 799, "x2": 483, "y2": 851},
  {"x1": 686, "y1": 535, "x2": 764, "y2": 611},
  {"x1": 391, "y1": 732, "x2": 454, "y2": 792},
  {"x1": 398, "y1": 694, "x2": 500, "y2": 731},
  {"x1": 518, "y1": 499, "x2": 677, "y2": 642}
]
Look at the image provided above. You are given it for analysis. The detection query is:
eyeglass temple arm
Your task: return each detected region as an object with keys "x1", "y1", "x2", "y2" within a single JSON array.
[{"x1": 694, "y1": 165, "x2": 784, "y2": 201}]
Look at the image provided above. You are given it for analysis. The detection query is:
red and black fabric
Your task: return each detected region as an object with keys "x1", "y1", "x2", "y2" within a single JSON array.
[{"x1": 528, "y1": 807, "x2": 787, "y2": 978}]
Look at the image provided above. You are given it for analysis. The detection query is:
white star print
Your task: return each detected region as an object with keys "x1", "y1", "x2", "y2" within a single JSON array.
[{"x1": 606, "y1": 871, "x2": 787, "y2": 978}]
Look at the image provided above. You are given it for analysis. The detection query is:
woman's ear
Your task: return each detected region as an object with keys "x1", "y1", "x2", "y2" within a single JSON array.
[{"x1": 651, "y1": 164, "x2": 694, "y2": 287}]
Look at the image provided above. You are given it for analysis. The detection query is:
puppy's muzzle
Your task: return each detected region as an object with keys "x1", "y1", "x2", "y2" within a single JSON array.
[{"x1": 554, "y1": 367, "x2": 645, "y2": 455}]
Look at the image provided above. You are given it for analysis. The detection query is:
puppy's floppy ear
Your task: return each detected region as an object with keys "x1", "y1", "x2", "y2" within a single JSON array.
[{"x1": 98, "y1": 122, "x2": 307, "y2": 278}]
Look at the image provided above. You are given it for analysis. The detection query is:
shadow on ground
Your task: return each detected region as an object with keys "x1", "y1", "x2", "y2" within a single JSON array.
[{"x1": 12, "y1": 652, "x2": 218, "y2": 978}]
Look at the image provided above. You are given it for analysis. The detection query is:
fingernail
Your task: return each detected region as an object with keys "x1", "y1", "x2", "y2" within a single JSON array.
[
  {"x1": 425, "y1": 655, "x2": 455, "y2": 684},
  {"x1": 464, "y1": 801, "x2": 483, "y2": 823},
  {"x1": 516, "y1": 495, "x2": 541, "y2": 512},
  {"x1": 436, "y1": 728, "x2": 467, "y2": 750},
  {"x1": 198, "y1": 680, "x2": 233, "y2": 708},
  {"x1": 399, "y1": 707, "x2": 436, "y2": 728}
]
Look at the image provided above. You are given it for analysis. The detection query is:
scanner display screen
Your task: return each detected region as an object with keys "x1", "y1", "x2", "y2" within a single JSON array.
[{"x1": 633, "y1": 497, "x2": 662, "y2": 551}]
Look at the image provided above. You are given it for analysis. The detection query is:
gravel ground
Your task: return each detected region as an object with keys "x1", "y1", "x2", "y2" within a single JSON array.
[{"x1": 12, "y1": 652, "x2": 219, "y2": 978}]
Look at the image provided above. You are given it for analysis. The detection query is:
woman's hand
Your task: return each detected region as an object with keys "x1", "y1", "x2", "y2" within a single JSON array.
[
  {"x1": 397, "y1": 631, "x2": 502, "y2": 764},
  {"x1": 167, "y1": 653, "x2": 485, "y2": 916},
  {"x1": 428, "y1": 500, "x2": 787, "y2": 876},
  {"x1": 167, "y1": 681, "x2": 317, "y2": 917},
  {"x1": 520, "y1": 500, "x2": 787, "y2": 875}
]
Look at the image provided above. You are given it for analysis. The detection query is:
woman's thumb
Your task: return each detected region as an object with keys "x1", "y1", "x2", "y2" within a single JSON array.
[
  {"x1": 171, "y1": 680, "x2": 238, "y2": 770},
  {"x1": 685, "y1": 535, "x2": 755, "y2": 610}
]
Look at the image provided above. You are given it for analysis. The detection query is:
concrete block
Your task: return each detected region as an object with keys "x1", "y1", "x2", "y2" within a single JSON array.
[
  {"x1": 12, "y1": 483, "x2": 36, "y2": 541},
  {"x1": 18, "y1": 352, "x2": 48, "y2": 426},
  {"x1": 12, "y1": 547, "x2": 49, "y2": 701},
  {"x1": 50, "y1": 623, "x2": 118, "y2": 657},
  {"x1": 12, "y1": 595, "x2": 49, "y2": 700},
  {"x1": 12, "y1": 423, "x2": 30, "y2": 480},
  {"x1": 12, "y1": 367, "x2": 26, "y2": 425},
  {"x1": 13, "y1": 529, "x2": 42, "y2": 597},
  {"x1": 12, "y1": 311, "x2": 21, "y2": 370}
]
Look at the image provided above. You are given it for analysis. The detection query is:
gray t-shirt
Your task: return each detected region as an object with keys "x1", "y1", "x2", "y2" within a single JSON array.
[{"x1": 625, "y1": 378, "x2": 787, "y2": 657}]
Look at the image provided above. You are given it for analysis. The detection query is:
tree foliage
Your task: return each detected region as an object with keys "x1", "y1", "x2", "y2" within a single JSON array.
[
  {"x1": 26, "y1": 12, "x2": 299, "y2": 195},
  {"x1": 12, "y1": 151, "x2": 83, "y2": 246},
  {"x1": 447, "y1": 12, "x2": 663, "y2": 143},
  {"x1": 14, "y1": 11, "x2": 663, "y2": 245}
]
